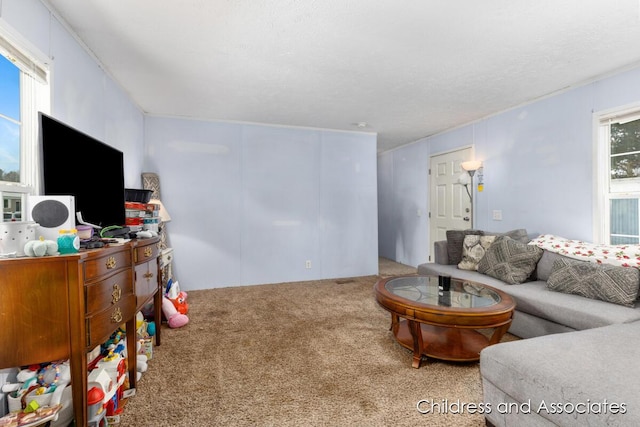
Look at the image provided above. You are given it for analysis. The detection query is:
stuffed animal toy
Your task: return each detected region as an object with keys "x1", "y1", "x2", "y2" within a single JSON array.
[
  {"x1": 170, "y1": 291, "x2": 189, "y2": 315},
  {"x1": 23, "y1": 238, "x2": 58, "y2": 257},
  {"x1": 161, "y1": 296, "x2": 189, "y2": 328},
  {"x1": 137, "y1": 355, "x2": 148, "y2": 373}
]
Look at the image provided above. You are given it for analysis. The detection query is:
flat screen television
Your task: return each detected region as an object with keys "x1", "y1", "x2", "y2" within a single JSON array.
[{"x1": 39, "y1": 112, "x2": 126, "y2": 228}]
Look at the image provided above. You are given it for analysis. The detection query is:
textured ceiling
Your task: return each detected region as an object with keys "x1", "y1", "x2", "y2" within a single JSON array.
[{"x1": 43, "y1": 0, "x2": 640, "y2": 152}]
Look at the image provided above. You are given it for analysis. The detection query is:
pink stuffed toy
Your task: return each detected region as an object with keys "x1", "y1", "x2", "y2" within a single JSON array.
[{"x1": 162, "y1": 296, "x2": 189, "y2": 328}]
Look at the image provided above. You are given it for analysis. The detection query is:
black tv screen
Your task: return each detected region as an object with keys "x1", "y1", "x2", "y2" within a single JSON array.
[{"x1": 39, "y1": 113, "x2": 126, "y2": 228}]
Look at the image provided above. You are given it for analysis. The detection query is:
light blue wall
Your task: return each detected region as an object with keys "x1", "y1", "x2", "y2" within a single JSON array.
[
  {"x1": 377, "y1": 141, "x2": 429, "y2": 265},
  {"x1": 379, "y1": 65, "x2": 640, "y2": 267},
  {"x1": 1, "y1": 0, "x2": 145, "y2": 188},
  {"x1": 144, "y1": 117, "x2": 378, "y2": 289}
]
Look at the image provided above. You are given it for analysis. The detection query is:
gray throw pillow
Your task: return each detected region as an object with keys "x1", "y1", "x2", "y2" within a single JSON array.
[
  {"x1": 486, "y1": 228, "x2": 530, "y2": 244},
  {"x1": 547, "y1": 258, "x2": 640, "y2": 307},
  {"x1": 477, "y1": 235, "x2": 543, "y2": 284},
  {"x1": 446, "y1": 229, "x2": 483, "y2": 265}
]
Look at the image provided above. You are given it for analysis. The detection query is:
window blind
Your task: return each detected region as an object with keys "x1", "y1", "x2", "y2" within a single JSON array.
[
  {"x1": 0, "y1": 33, "x2": 48, "y2": 84},
  {"x1": 602, "y1": 110, "x2": 640, "y2": 126}
]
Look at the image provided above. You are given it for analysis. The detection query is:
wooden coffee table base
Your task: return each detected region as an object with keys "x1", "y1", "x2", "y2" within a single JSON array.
[
  {"x1": 392, "y1": 317, "x2": 510, "y2": 368},
  {"x1": 375, "y1": 276, "x2": 516, "y2": 369}
]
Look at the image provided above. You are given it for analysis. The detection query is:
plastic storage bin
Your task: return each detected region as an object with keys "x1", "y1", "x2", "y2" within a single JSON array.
[{"x1": 125, "y1": 189, "x2": 153, "y2": 203}]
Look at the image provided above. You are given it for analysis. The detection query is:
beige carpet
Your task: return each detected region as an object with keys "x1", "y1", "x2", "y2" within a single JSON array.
[{"x1": 118, "y1": 258, "x2": 514, "y2": 426}]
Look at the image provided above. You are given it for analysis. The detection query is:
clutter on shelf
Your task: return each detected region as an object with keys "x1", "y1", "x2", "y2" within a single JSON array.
[
  {"x1": 125, "y1": 201, "x2": 160, "y2": 234},
  {"x1": 0, "y1": 308, "x2": 159, "y2": 426},
  {"x1": 1, "y1": 361, "x2": 70, "y2": 426}
]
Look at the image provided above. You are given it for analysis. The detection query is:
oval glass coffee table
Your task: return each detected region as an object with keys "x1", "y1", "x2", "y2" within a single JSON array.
[{"x1": 374, "y1": 275, "x2": 515, "y2": 368}]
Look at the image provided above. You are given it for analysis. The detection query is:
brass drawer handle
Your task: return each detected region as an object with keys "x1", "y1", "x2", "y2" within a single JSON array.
[
  {"x1": 111, "y1": 307, "x2": 123, "y2": 323},
  {"x1": 144, "y1": 272, "x2": 154, "y2": 280},
  {"x1": 106, "y1": 256, "x2": 117, "y2": 269},
  {"x1": 111, "y1": 284, "x2": 121, "y2": 304},
  {"x1": 144, "y1": 247, "x2": 153, "y2": 258}
]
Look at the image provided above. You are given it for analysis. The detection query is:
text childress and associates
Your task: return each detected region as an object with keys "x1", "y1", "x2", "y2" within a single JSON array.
[{"x1": 416, "y1": 399, "x2": 627, "y2": 415}]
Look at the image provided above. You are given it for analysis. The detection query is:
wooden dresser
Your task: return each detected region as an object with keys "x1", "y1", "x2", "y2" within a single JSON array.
[{"x1": 0, "y1": 237, "x2": 161, "y2": 427}]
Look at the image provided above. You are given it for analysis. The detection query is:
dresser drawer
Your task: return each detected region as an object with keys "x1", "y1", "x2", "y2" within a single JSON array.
[
  {"x1": 85, "y1": 269, "x2": 134, "y2": 316},
  {"x1": 134, "y1": 241, "x2": 159, "y2": 264},
  {"x1": 159, "y1": 247, "x2": 173, "y2": 268},
  {"x1": 84, "y1": 249, "x2": 132, "y2": 281},
  {"x1": 86, "y1": 293, "x2": 136, "y2": 348}
]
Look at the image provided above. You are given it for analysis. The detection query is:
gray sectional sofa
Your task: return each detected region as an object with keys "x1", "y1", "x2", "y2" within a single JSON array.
[{"x1": 417, "y1": 238, "x2": 640, "y2": 426}]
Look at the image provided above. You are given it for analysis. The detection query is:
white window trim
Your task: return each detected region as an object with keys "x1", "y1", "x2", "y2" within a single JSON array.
[
  {"x1": 20, "y1": 70, "x2": 50, "y2": 194},
  {"x1": 0, "y1": 20, "x2": 51, "y2": 205},
  {"x1": 0, "y1": 20, "x2": 50, "y2": 83},
  {"x1": 593, "y1": 102, "x2": 640, "y2": 244}
]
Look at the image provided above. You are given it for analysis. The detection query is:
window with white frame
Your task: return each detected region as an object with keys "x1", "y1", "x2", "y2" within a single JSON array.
[
  {"x1": 596, "y1": 107, "x2": 640, "y2": 244},
  {"x1": 0, "y1": 26, "x2": 50, "y2": 222}
]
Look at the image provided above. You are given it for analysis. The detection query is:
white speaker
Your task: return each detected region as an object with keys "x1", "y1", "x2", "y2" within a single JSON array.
[{"x1": 26, "y1": 195, "x2": 76, "y2": 242}]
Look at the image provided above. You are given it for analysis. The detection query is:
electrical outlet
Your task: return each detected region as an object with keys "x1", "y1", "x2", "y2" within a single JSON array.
[
  {"x1": 492, "y1": 210, "x2": 503, "y2": 221},
  {"x1": 305, "y1": 260, "x2": 312, "y2": 269}
]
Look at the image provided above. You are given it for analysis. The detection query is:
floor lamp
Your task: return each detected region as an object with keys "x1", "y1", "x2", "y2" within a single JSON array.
[{"x1": 461, "y1": 160, "x2": 482, "y2": 228}]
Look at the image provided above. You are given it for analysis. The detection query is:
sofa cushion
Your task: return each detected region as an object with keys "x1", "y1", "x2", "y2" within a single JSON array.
[
  {"x1": 547, "y1": 257, "x2": 640, "y2": 307},
  {"x1": 445, "y1": 229, "x2": 483, "y2": 265},
  {"x1": 480, "y1": 322, "x2": 640, "y2": 426},
  {"x1": 416, "y1": 262, "x2": 640, "y2": 330},
  {"x1": 490, "y1": 280, "x2": 640, "y2": 331},
  {"x1": 477, "y1": 236, "x2": 543, "y2": 284},
  {"x1": 458, "y1": 235, "x2": 496, "y2": 271}
]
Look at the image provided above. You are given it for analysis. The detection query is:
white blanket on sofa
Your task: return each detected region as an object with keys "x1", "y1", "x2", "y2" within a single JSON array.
[{"x1": 529, "y1": 234, "x2": 640, "y2": 268}]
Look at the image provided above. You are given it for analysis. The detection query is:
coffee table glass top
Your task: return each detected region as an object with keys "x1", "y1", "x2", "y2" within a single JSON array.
[{"x1": 384, "y1": 276, "x2": 501, "y2": 308}]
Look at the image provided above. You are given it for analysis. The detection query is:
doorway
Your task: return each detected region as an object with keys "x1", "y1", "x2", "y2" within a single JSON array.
[{"x1": 428, "y1": 147, "x2": 473, "y2": 260}]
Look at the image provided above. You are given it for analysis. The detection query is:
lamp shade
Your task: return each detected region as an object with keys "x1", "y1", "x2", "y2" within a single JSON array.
[
  {"x1": 457, "y1": 173, "x2": 471, "y2": 185},
  {"x1": 461, "y1": 160, "x2": 482, "y2": 172}
]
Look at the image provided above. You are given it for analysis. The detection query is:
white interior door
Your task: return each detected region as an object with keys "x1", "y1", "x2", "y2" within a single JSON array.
[{"x1": 428, "y1": 148, "x2": 473, "y2": 260}]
